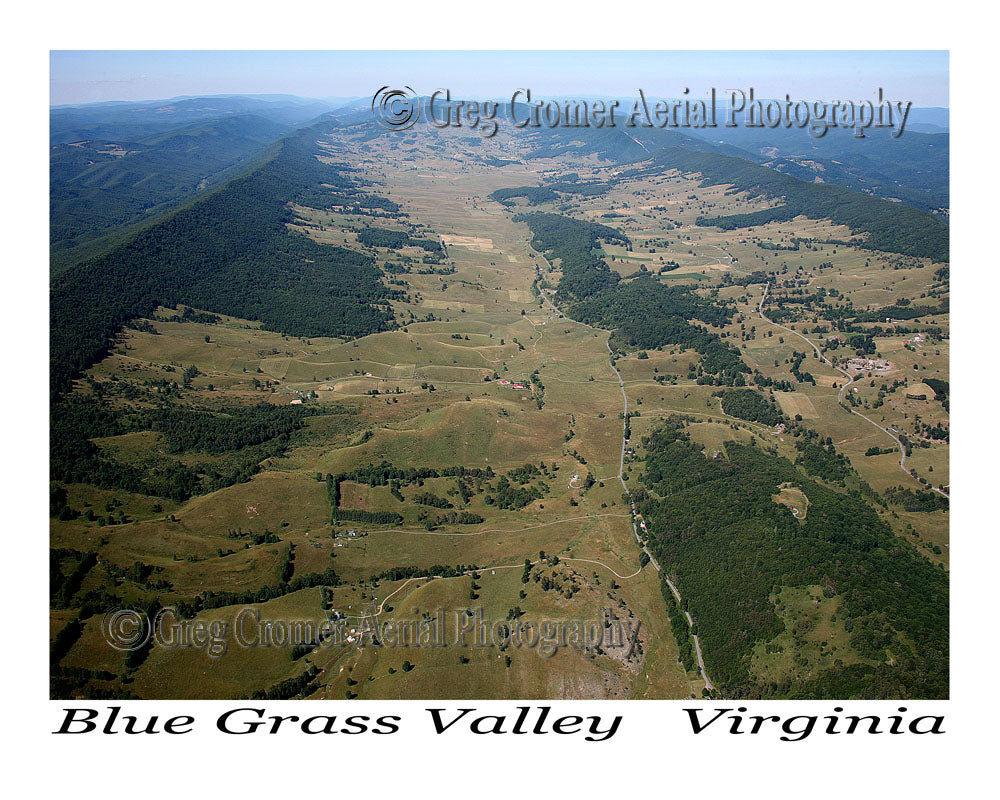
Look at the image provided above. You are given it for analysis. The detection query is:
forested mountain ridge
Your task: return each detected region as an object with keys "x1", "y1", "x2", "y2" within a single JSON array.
[
  {"x1": 628, "y1": 147, "x2": 949, "y2": 262},
  {"x1": 50, "y1": 114, "x2": 290, "y2": 267},
  {"x1": 517, "y1": 112, "x2": 948, "y2": 215},
  {"x1": 50, "y1": 94, "x2": 338, "y2": 144},
  {"x1": 50, "y1": 117, "x2": 399, "y2": 397},
  {"x1": 685, "y1": 124, "x2": 949, "y2": 214},
  {"x1": 491, "y1": 132, "x2": 947, "y2": 262},
  {"x1": 520, "y1": 125, "x2": 758, "y2": 163}
]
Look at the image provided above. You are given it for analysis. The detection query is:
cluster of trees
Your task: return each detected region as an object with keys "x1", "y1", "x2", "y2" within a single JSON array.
[
  {"x1": 486, "y1": 475, "x2": 547, "y2": 510},
  {"x1": 855, "y1": 300, "x2": 948, "y2": 322},
  {"x1": 326, "y1": 462, "x2": 495, "y2": 525},
  {"x1": 847, "y1": 333, "x2": 877, "y2": 355},
  {"x1": 295, "y1": 181, "x2": 402, "y2": 215},
  {"x1": 413, "y1": 492, "x2": 453, "y2": 509},
  {"x1": 507, "y1": 463, "x2": 542, "y2": 483},
  {"x1": 427, "y1": 511, "x2": 484, "y2": 526},
  {"x1": 660, "y1": 580, "x2": 696, "y2": 672},
  {"x1": 884, "y1": 486, "x2": 949, "y2": 513},
  {"x1": 164, "y1": 306, "x2": 222, "y2": 325},
  {"x1": 490, "y1": 181, "x2": 613, "y2": 207},
  {"x1": 99, "y1": 559, "x2": 171, "y2": 592},
  {"x1": 717, "y1": 388, "x2": 784, "y2": 426},
  {"x1": 789, "y1": 351, "x2": 817, "y2": 385},
  {"x1": 228, "y1": 528, "x2": 281, "y2": 545},
  {"x1": 490, "y1": 186, "x2": 559, "y2": 205},
  {"x1": 546, "y1": 180, "x2": 613, "y2": 197},
  {"x1": 175, "y1": 566, "x2": 341, "y2": 617},
  {"x1": 924, "y1": 377, "x2": 949, "y2": 399},
  {"x1": 356, "y1": 227, "x2": 442, "y2": 253},
  {"x1": 571, "y1": 276, "x2": 749, "y2": 381},
  {"x1": 794, "y1": 436, "x2": 852, "y2": 484},
  {"x1": 142, "y1": 404, "x2": 309, "y2": 455},
  {"x1": 924, "y1": 378, "x2": 949, "y2": 410},
  {"x1": 370, "y1": 563, "x2": 479, "y2": 582},
  {"x1": 331, "y1": 509, "x2": 403, "y2": 525},
  {"x1": 514, "y1": 212, "x2": 629, "y2": 302},
  {"x1": 750, "y1": 370, "x2": 796, "y2": 392},
  {"x1": 50, "y1": 550, "x2": 98, "y2": 608},
  {"x1": 637, "y1": 419, "x2": 948, "y2": 698},
  {"x1": 328, "y1": 462, "x2": 493, "y2": 495},
  {"x1": 50, "y1": 396, "x2": 319, "y2": 501}
]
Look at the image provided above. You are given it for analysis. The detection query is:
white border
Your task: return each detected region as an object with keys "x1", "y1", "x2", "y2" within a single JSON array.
[{"x1": 5, "y1": 2, "x2": 998, "y2": 793}]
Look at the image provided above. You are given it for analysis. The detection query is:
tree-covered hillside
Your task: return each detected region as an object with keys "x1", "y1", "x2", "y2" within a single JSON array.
[
  {"x1": 51, "y1": 119, "x2": 399, "y2": 396},
  {"x1": 630, "y1": 147, "x2": 948, "y2": 262},
  {"x1": 515, "y1": 212, "x2": 629, "y2": 302},
  {"x1": 50, "y1": 114, "x2": 289, "y2": 266},
  {"x1": 572, "y1": 276, "x2": 749, "y2": 382},
  {"x1": 638, "y1": 420, "x2": 948, "y2": 698}
]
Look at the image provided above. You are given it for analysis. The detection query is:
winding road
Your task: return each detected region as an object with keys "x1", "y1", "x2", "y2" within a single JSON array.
[
  {"x1": 537, "y1": 265, "x2": 716, "y2": 692},
  {"x1": 757, "y1": 283, "x2": 948, "y2": 499}
]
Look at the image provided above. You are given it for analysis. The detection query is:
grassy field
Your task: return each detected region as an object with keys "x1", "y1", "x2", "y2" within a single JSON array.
[{"x1": 750, "y1": 585, "x2": 872, "y2": 685}]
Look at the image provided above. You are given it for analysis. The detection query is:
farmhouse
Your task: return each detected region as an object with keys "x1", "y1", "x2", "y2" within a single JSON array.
[{"x1": 845, "y1": 357, "x2": 891, "y2": 373}]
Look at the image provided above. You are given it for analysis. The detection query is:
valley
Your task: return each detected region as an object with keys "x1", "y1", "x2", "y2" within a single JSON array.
[{"x1": 50, "y1": 114, "x2": 949, "y2": 701}]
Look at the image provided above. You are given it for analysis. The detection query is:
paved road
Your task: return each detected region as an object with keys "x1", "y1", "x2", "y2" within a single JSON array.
[
  {"x1": 758, "y1": 283, "x2": 948, "y2": 499},
  {"x1": 538, "y1": 272, "x2": 716, "y2": 692}
]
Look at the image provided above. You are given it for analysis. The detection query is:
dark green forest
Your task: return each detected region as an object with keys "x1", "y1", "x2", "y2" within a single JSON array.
[
  {"x1": 356, "y1": 228, "x2": 442, "y2": 252},
  {"x1": 513, "y1": 212, "x2": 748, "y2": 381},
  {"x1": 571, "y1": 276, "x2": 749, "y2": 381},
  {"x1": 718, "y1": 388, "x2": 784, "y2": 426},
  {"x1": 50, "y1": 397, "x2": 326, "y2": 501},
  {"x1": 490, "y1": 186, "x2": 560, "y2": 206},
  {"x1": 637, "y1": 420, "x2": 948, "y2": 698},
  {"x1": 515, "y1": 212, "x2": 629, "y2": 302}
]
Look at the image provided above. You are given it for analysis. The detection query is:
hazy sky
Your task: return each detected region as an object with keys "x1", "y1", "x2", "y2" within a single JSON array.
[{"x1": 50, "y1": 51, "x2": 949, "y2": 107}]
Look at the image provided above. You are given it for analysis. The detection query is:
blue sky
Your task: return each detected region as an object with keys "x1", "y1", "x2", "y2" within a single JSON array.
[{"x1": 50, "y1": 51, "x2": 949, "y2": 107}]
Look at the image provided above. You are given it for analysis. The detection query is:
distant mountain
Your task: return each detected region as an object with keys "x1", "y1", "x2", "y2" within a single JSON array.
[
  {"x1": 50, "y1": 101, "x2": 324, "y2": 271},
  {"x1": 906, "y1": 107, "x2": 949, "y2": 129},
  {"x1": 685, "y1": 124, "x2": 949, "y2": 214},
  {"x1": 519, "y1": 125, "x2": 759, "y2": 163},
  {"x1": 50, "y1": 94, "x2": 336, "y2": 143},
  {"x1": 628, "y1": 146, "x2": 948, "y2": 262}
]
